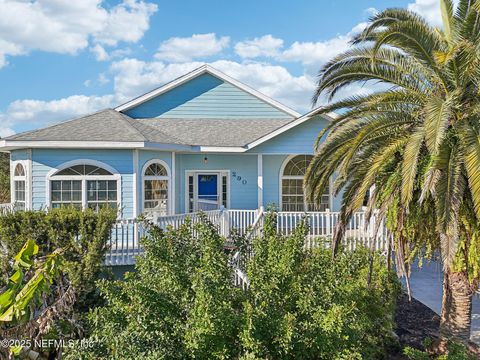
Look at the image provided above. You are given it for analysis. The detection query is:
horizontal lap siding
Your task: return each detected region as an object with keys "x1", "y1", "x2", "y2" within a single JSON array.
[
  {"x1": 263, "y1": 155, "x2": 287, "y2": 208},
  {"x1": 31, "y1": 149, "x2": 134, "y2": 217},
  {"x1": 176, "y1": 154, "x2": 258, "y2": 213},
  {"x1": 124, "y1": 74, "x2": 293, "y2": 119},
  {"x1": 248, "y1": 116, "x2": 329, "y2": 154}
]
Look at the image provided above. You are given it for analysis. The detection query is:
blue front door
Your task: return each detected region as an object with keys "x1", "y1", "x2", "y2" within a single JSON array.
[{"x1": 197, "y1": 174, "x2": 218, "y2": 210}]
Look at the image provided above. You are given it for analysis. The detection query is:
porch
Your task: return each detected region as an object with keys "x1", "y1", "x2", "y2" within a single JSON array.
[
  {"x1": 0, "y1": 203, "x2": 389, "y2": 267},
  {"x1": 105, "y1": 208, "x2": 389, "y2": 266}
]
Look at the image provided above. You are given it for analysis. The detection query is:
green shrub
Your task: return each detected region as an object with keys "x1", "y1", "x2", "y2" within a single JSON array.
[
  {"x1": 0, "y1": 207, "x2": 116, "y2": 358},
  {"x1": 68, "y1": 212, "x2": 400, "y2": 360},
  {"x1": 0, "y1": 207, "x2": 116, "y2": 314},
  {"x1": 404, "y1": 342, "x2": 477, "y2": 360},
  {"x1": 240, "y1": 212, "x2": 400, "y2": 359}
]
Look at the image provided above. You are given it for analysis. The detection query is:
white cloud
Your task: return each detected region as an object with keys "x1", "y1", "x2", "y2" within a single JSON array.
[
  {"x1": 408, "y1": 0, "x2": 442, "y2": 26},
  {"x1": 154, "y1": 33, "x2": 230, "y2": 62},
  {"x1": 90, "y1": 44, "x2": 110, "y2": 61},
  {"x1": 0, "y1": 94, "x2": 116, "y2": 136},
  {"x1": 280, "y1": 23, "x2": 366, "y2": 67},
  {"x1": 234, "y1": 35, "x2": 283, "y2": 58},
  {"x1": 0, "y1": 0, "x2": 157, "y2": 67},
  {"x1": 83, "y1": 80, "x2": 92, "y2": 87}
]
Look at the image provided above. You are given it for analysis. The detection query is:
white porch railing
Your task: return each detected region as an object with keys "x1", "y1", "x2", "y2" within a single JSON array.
[{"x1": 0, "y1": 203, "x2": 14, "y2": 215}]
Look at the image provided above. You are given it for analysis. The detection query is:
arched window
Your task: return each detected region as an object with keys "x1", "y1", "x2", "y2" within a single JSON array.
[
  {"x1": 13, "y1": 163, "x2": 26, "y2": 211},
  {"x1": 143, "y1": 161, "x2": 169, "y2": 216},
  {"x1": 49, "y1": 162, "x2": 119, "y2": 211},
  {"x1": 280, "y1": 155, "x2": 330, "y2": 212}
]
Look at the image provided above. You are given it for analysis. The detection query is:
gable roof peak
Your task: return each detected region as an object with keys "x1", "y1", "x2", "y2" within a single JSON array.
[{"x1": 115, "y1": 64, "x2": 301, "y2": 118}]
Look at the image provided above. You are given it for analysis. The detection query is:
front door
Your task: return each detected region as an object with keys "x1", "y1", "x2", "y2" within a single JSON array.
[
  {"x1": 186, "y1": 171, "x2": 229, "y2": 212},
  {"x1": 197, "y1": 174, "x2": 219, "y2": 211}
]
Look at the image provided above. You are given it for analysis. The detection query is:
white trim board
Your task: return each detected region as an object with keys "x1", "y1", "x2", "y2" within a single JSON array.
[{"x1": 115, "y1": 64, "x2": 301, "y2": 118}]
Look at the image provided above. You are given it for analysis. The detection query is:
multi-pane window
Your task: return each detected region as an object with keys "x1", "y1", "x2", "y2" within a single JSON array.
[
  {"x1": 143, "y1": 162, "x2": 169, "y2": 215},
  {"x1": 13, "y1": 163, "x2": 26, "y2": 211},
  {"x1": 49, "y1": 164, "x2": 118, "y2": 211},
  {"x1": 281, "y1": 155, "x2": 330, "y2": 212},
  {"x1": 51, "y1": 180, "x2": 82, "y2": 209},
  {"x1": 87, "y1": 180, "x2": 118, "y2": 211}
]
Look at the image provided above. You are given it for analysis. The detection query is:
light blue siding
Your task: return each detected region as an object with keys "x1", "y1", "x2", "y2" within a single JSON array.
[
  {"x1": 262, "y1": 155, "x2": 287, "y2": 208},
  {"x1": 123, "y1": 74, "x2": 293, "y2": 120},
  {"x1": 31, "y1": 149, "x2": 135, "y2": 217},
  {"x1": 11, "y1": 149, "x2": 28, "y2": 162},
  {"x1": 175, "y1": 154, "x2": 258, "y2": 213},
  {"x1": 249, "y1": 116, "x2": 329, "y2": 154}
]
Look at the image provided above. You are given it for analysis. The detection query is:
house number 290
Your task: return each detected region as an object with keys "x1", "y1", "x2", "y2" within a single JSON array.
[{"x1": 232, "y1": 172, "x2": 247, "y2": 185}]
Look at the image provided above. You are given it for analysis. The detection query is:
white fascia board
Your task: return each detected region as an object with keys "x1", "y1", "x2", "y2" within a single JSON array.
[
  {"x1": 114, "y1": 64, "x2": 301, "y2": 118},
  {"x1": 143, "y1": 142, "x2": 192, "y2": 152},
  {"x1": 197, "y1": 146, "x2": 246, "y2": 153},
  {"x1": 0, "y1": 140, "x2": 147, "y2": 150},
  {"x1": 245, "y1": 111, "x2": 337, "y2": 150}
]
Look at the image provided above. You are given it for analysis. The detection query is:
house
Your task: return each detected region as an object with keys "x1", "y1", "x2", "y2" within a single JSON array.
[{"x1": 0, "y1": 65, "x2": 340, "y2": 218}]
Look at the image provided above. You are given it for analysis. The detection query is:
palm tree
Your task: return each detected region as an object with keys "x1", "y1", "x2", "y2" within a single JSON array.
[{"x1": 305, "y1": 0, "x2": 480, "y2": 343}]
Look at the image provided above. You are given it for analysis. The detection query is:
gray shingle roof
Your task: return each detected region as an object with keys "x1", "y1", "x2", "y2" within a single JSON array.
[
  {"x1": 136, "y1": 118, "x2": 292, "y2": 146},
  {"x1": 5, "y1": 109, "x2": 294, "y2": 147}
]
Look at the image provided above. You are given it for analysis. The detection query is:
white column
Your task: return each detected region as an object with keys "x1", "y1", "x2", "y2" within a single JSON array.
[
  {"x1": 27, "y1": 149, "x2": 32, "y2": 210},
  {"x1": 133, "y1": 149, "x2": 139, "y2": 217},
  {"x1": 171, "y1": 152, "x2": 176, "y2": 215},
  {"x1": 257, "y1": 154, "x2": 263, "y2": 209}
]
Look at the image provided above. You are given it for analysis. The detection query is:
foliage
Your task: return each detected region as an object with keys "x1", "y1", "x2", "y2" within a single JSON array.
[
  {"x1": 0, "y1": 207, "x2": 116, "y2": 310},
  {"x1": 0, "y1": 207, "x2": 116, "y2": 358},
  {"x1": 240, "y1": 212, "x2": 401, "y2": 359},
  {"x1": 404, "y1": 342, "x2": 477, "y2": 360},
  {"x1": 0, "y1": 152, "x2": 8, "y2": 203},
  {"x1": 304, "y1": 0, "x2": 480, "y2": 341},
  {"x1": 67, "y1": 214, "x2": 400, "y2": 360}
]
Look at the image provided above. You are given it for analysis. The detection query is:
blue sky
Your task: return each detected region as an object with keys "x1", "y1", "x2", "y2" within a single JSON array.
[{"x1": 0, "y1": 0, "x2": 441, "y2": 136}]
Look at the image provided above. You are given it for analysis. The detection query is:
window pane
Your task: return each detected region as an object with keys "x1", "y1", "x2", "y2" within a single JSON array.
[
  {"x1": 144, "y1": 179, "x2": 168, "y2": 213},
  {"x1": 50, "y1": 180, "x2": 82, "y2": 208},
  {"x1": 145, "y1": 163, "x2": 167, "y2": 176},
  {"x1": 14, "y1": 164, "x2": 25, "y2": 176}
]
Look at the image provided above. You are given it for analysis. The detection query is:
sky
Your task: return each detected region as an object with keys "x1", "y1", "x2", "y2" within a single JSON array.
[{"x1": 0, "y1": 0, "x2": 444, "y2": 136}]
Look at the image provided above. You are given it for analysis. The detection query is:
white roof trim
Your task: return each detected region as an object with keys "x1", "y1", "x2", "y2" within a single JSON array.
[
  {"x1": 0, "y1": 140, "x2": 191, "y2": 152},
  {"x1": 114, "y1": 64, "x2": 301, "y2": 118},
  {"x1": 245, "y1": 110, "x2": 337, "y2": 150}
]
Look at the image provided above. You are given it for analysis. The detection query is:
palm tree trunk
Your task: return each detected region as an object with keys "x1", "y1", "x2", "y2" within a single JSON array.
[{"x1": 439, "y1": 270, "x2": 474, "y2": 342}]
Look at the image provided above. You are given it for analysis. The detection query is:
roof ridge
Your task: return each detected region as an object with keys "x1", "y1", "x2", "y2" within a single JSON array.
[
  {"x1": 6, "y1": 108, "x2": 117, "y2": 140},
  {"x1": 116, "y1": 112, "x2": 149, "y2": 141},
  {"x1": 124, "y1": 116, "x2": 186, "y2": 144}
]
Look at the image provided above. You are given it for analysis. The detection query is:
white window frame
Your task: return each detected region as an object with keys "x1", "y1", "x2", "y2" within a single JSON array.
[
  {"x1": 46, "y1": 159, "x2": 121, "y2": 212},
  {"x1": 141, "y1": 159, "x2": 172, "y2": 215},
  {"x1": 184, "y1": 170, "x2": 230, "y2": 212},
  {"x1": 11, "y1": 161, "x2": 28, "y2": 210},
  {"x1": 278, "y1": 154, "x2": 332, "y2": 212}
]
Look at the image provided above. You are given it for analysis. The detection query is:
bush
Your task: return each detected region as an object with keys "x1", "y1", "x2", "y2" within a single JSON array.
[
  {"x1": 68, "y1": 212, "x2": 400, "y2": 360},
  {"x1": 240, "y1": 212, "x2": 400, "y2": 359},
  {"x1": 0, "y1": 207, "x2": 116, "y2": 316},
  {"x1": 0, "y1": 207, "x2": 116, "y2": 358},
  {"x1": 66, "y1": 214, "x2": 242, "y2": 360}
]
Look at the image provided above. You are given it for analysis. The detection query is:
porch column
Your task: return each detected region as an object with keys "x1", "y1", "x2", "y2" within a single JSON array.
[
  {"x1": 27, "y1": 149, "x2": 32, "y2": 210},
  {"x1": 133, "y1": 149, "x2": 139, "y2": 217},
  {"x1": 171, "y1": 152, "x2": 176, "y2": 215},
  {"x1": 257, "y1": 154, "x2": 263, "y2": 209}
]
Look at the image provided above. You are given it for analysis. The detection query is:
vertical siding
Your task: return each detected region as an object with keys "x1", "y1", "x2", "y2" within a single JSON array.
[
  {"x1": 31, "y1": 149, "x2": 134, "y2": 217},
  {"x1": 123, "y1": 74, "x2": 293, "y2": 120},
  {"x1": 175, "y1": 154, "x2": 258, "y2": 213}
]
